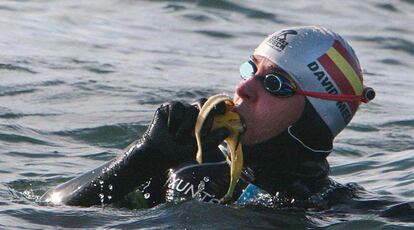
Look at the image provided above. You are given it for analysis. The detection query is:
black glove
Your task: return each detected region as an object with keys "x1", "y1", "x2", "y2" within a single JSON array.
[{"x1": 143, "y1": 99, "x2": 229, "y2": 165}]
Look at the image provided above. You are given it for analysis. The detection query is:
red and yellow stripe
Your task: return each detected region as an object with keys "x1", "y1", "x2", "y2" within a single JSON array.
[{"x1": 317, "y1": 40, "x2": 363, "y2": 114}]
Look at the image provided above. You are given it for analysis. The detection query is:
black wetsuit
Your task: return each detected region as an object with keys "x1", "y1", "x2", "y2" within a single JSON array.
[{"x1": 40, "y1": 100, "x2": 339, "y2": 209}]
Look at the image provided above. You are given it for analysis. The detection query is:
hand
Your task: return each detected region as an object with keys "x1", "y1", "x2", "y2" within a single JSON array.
[
  {"x1": 38, "y1": 99, "x2": 228, "y2": 207},
  {"x1": 142, "y1": 100, "x2": 229, "y2": 165}
]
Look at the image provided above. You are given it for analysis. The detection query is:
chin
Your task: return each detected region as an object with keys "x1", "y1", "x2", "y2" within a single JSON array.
[{"x1": 240, "y1": 130, "x2": 259, "y2": 146}]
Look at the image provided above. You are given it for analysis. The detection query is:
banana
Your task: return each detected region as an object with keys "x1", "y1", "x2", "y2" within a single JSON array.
[{"x1": 195, "y1": 94, "x2": 245, "y2": 203}]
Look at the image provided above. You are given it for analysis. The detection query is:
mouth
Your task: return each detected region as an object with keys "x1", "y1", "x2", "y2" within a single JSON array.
[{"x1": 233, "y1": 104, "x2": 247, "y2": 134}]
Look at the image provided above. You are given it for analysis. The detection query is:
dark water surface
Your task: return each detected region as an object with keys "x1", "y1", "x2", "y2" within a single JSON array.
[{"x1": 1, "y1": 0, "x2": 413, "y2": 229}]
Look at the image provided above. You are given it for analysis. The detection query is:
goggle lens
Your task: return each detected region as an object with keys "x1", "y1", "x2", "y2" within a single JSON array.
[
  {"x1": 263, "y1": 74, "x2": 295, "y2": 96},
  {"x1": 239, "y1": 60, "x2": 296, "y2": 97},
  {"x1": 239, "y1": 60, "x2": 257, "y2": 80}
]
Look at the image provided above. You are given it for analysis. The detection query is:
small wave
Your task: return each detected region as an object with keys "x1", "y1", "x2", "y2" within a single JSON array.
[
  {"x1": 352, "y1": 36, "x2": 414, "y2": 56},
  {"x1": 374, "y1": 3, "x2": 399, "y2": 12},
  {"x1": 402, "y1": 0, "x2": 414, "y2": 5},
  {"x1": 40, "y1": 80, "x2": 66, "y2": 86},
  {"x1": 53, "y1": 123, "x2": 147, "y2": 149},
  {"x1": 0, "y1": 203, "x2": 133, "y2": 229},
  {"x1": 0, "y1": 80, "x2": 64, "y2": 98},
  {"x1": 67, "y1": 58, "x2": 116, "y2": 74},
  {"x1": 182, "y1": 13, "x2": 212, "y2": 22},
  {"x1": 194, "y1": 30, "x2": 234, "y2": 39},
  {"x1": 0, "y1": 133, "x2": 50, "y2": 146},
  {"x1": 0, "y1": 5, "x2": 17, "y2": 12},
  {"x1": 0, "y1": 63, "x2": 37, "y2": 74},
  {"x1": 70, "y1": 58, "x2": 98, "y2": 64},
  {"x1": 195, "y1": 0, "x2": 277, "y2": 20},
  {"x1": 347, "y1": 123, "x2": 379, "y2": 132},
  {"x1": 163, "y1": 3, "x2": 186, "y2": 12},
  {"x1": 0, "y1": 106, "x2": 23, "y2": 118},
  {"x1": 80, "y1": 151, "x2": 117, "y2": 161},
  {"x1": 379, "y1": 149, "x2": 414, "y2": 173},
  {"x1": 137, "y1": 87, "x2": 224, "y2": 105},
  {"x1": 380, "y1": 119, "x2": 414, "y2": 128},
  {"x1": 85, "y1": 67, "x2": 115, "y2": 74},
  {"x1": 0, "y1": 111, "x2": 61, "y2": 119},
  {"x1": 4, "y1": 151, "x2": 65, "y2": 159},
  {"x1": 161, "y1": 0, "x2": 279, "y2": 22},
  {"x1": 0, "y1": 87, "x2": 36, "y2": 97},
  {"x1": 331, "y1": 160, "x2": 379, "y2": 175},
  {"x1": 333, "y1": 145, "x2": 365, "y2": 157},
  {"x1": 71, "y1": 81, "x2": 135, "y2": 96},
  {"x1": 6, "y1": 179, "x2": 50, "y2": 199},
  {"x1": 106, "y1": 200, "x2": 313, "y2": 229},
  {"x1": 0, "y1": 125, "x2": 56, "y2": 147},
  {"x1": 380, "y1": 58, "x2": 403, "y2": 66}
]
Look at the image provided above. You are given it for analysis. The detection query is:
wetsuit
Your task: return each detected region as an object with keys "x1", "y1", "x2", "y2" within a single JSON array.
[
  {"x1": 166, "y1": 100, "x2": 337, "y2": 209},
  {"x1": 40, "y1": 99, "x2": 338, "y2": 209}
]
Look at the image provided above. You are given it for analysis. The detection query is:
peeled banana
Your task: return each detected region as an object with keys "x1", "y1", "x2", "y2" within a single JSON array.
[{"x1": 195, "y1": 94, "x2": 245, "y2": 203}]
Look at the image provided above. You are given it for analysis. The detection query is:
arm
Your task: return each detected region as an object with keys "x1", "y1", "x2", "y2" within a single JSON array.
[{"x1": 40, "y1": 102, "x2": 229, "y2": 207}]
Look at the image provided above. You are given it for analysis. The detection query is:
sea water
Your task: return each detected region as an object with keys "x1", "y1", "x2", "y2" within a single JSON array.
[{"x1": 0, "y1": 0, "x2": 413, "y2": 229}]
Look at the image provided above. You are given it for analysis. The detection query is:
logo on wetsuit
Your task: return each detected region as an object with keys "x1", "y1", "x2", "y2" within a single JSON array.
[
  {"x1": 168, "y1": 176, "x2": 220, "y2": 203},
  {"x1": 266, "y1": 29, "x2": 298, "y2": 52}
]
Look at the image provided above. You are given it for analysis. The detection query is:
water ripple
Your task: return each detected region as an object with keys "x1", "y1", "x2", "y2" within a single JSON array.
[
  {"x1": 160, "y1": 0, "x2": 279, "y2": 22},
  {"x1": 0, "y1": 5, "x2": 17, "y2": 12},
  {"x1": 0, "y1": 87, "x2": 36, "y2": 97},
  {"x1": 380, "y1": 58, "x2": 403, "y2": 66},
  {"x1": 0, "y1": 133, "x2": 49, "y2": 146},
  {"x1": 194, "y1": 30, "x2": 234, "y2": 38},
  {"x1": 374, "y1": 3, "x2": 399, "y2": 12},
  {"x1": 0, "y1": 125, "x2": 56, "y2": 147},
  {"x1": 353, "y1": 36, "x2": 414, "y2": 56},
  {"x1": 4, "y1": 151, "x2": 65, "y2": 159},
  {"x1": 196, "y1": 0, "x2": 277, "y2": 20},
  {"x1": 0, "y1": 0, "x2": 413, "y2": 228},
  {"x1": 380, "y1": 150, "x2": 414, "y2": 173},
  {"x1": 163, "y1": 3, "x2": 186, "y2": 12},
  {"x1": 380, "y1": 119, "x2": 414, "y2": 128},
  {"x1": 0, "y1": 111, "x2": 61, "y2": 119},
  {"x1": 347, "y1": 123, "x2": 379, "y2": 132},
  {"x1": 106, "y1": 201, "x2": 312, "y2": 229},
  {"x1": 52, "y1": 123, "x2": 146, "y2": 148},
  {"x1": 182, "y1": 13, "x2": 212, "y2": 22},
  {"x1": 137, "y1": 87, "x2": 220, "y2": 105},
  {"x1": 0, "y1": 63, "x2": 37, "y2": 74},
  {"x1": 80, "y1": 151, "x2": 117, "y2": 161},
  {"x1": 331, "y1": 160, "x2": 379, "y2": 176},
  {"x1": 68, "y1": 58, "x2": 116, "y2": 74}
]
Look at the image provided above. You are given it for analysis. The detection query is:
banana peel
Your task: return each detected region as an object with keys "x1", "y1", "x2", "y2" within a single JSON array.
[{"x1": 195, "y1": 94, "x2": 245, "y2": 203}]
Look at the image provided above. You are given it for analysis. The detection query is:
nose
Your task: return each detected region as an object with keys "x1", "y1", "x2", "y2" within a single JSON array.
[{"x1": 235, "y1": 77, "x2": 260, "y2": 102}]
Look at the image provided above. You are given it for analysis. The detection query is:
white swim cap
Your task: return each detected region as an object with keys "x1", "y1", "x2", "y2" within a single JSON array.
[{"x1": 254, "y1": 26, "x2": 365, "y2": 137}]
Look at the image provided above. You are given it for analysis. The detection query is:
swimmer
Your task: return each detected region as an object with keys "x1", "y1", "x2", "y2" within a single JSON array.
[{"x1": 40, "y1": 26, "x2": 375, "y2": 209}]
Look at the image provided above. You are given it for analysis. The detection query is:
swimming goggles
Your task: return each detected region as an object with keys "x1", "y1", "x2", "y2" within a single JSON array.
[{"x1": 239, "y1": 60, "x2": 375, "y2": 103}]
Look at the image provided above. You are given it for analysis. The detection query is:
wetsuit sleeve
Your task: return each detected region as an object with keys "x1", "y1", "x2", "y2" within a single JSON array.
[
  {"x1": 40, "y1": 103, "x2": 229, "y2": 207},
  {"x1": 39, "y1": 139, "x2": 169, "y2": 206}
]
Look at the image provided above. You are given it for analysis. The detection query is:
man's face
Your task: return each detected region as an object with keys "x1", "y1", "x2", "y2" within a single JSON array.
[{"x1": 233, "y1": 55, "x2": 305, "y2": 145}]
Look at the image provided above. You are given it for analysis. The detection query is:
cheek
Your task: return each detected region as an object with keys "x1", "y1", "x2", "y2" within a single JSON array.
[
  {"x1": 249, "y1": 97, "x2": 280, "y2": 128},
  {"x1": 254, "y1": 96, "x2": 304, "y2": 134}
]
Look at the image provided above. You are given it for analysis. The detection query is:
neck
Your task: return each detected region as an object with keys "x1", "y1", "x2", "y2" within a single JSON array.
[{"x1": 240, "y1": 100, "x2": 333, "y2": 192}]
